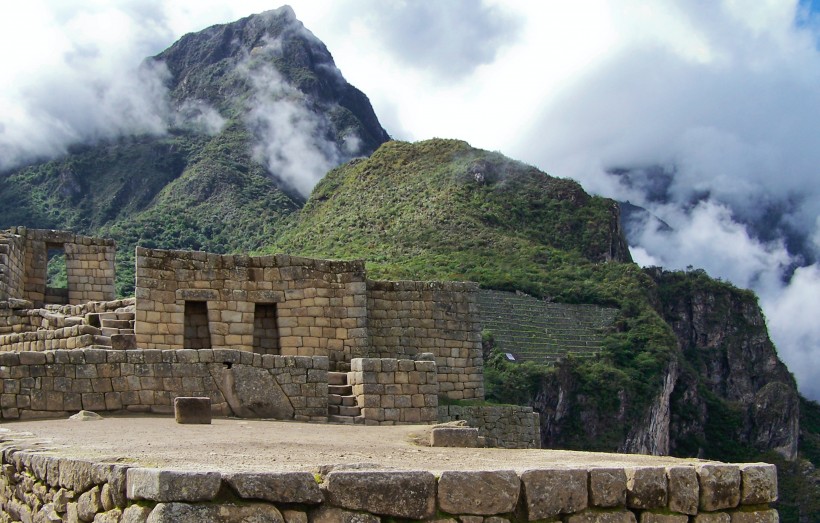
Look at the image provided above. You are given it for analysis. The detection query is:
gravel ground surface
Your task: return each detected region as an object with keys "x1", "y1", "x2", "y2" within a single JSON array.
[{"x1": 0, "y1": 415, "x2": 712, "y2": 473}]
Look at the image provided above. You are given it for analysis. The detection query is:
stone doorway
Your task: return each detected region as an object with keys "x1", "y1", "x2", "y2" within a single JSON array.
[
  {"x1": 184, "y1": 301, "x2": 211, "y2": 349},
  {"x1": 253, "y1": 303, "x2": 279, "y2": 355}
]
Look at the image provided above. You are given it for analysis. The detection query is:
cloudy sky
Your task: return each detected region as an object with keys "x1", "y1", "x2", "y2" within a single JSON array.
[{"x1": 1, "y1": 1, "x2": 819, "y2": 399}]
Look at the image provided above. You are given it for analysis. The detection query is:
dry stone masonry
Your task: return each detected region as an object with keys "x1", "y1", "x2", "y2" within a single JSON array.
[
  {"x1": 0, "y1": 227, "x2": 115, "y2": 306},
  {"x1": 0, "y1": 348, "x2": 327, "y2": 421},
  {"x1": 349, "y1": 357, "x2": 439, "y2": 425},
  {"x1": 438, "y1": 405, "x2": 541, "y2": 449},
  {"x1": 0, "y1": 430, "x2": 780, "y2": 522}
]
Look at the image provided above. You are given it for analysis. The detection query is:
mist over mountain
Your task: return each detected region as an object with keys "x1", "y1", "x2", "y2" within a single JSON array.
[{"x1": 0, "y1": 6, "x2": 389, "y2": 295}]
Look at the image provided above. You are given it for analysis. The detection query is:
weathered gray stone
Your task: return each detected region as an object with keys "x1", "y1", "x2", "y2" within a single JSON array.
[
  {"x1": 437, "y1": 470, "x2": 520, "y2": 515},
  {"x1": 126, "y1": 468, "x2": 221, "y2": 502},
  {"x1": 739, "y1": 464, "x2": 778, "y2": 505},
  {"x1": 310, "y1": 506, "x2": 380, "y2": 523},
  {"x1": 693, "y1": 513, "x2": 731, "y2": 523},
  {"x1": 520, "y1": 468, "x2": 588, "y2": 520},
  {"x1": 667, "y1": 466, "x2": 699, "y2": 515},
  {"x1": 59, "y1": 459, "x2": 95, "y2": 492},
  {"x1": 33, "y1": 503, "x2": 62, "y2": 522},
  {"x1": 589, "y1": 468, "x2": 627, "y2": 507},
  {"x1": 210, "y1": 364, "x2": 294, "y2": 419},
  {"x1": 730, "y1": 509, "x2": 779, "y2": 523},
  {"x1": 93, "y1": 509, "x2": 123, "y2": 523},
  {"x1": 69, "y1": 410, "x2": 103, "y2": 421},
  {"x1": 281, "y1": 509, "x2": 309, "y2": 523},
  {"x1": 567, "y1": 510, "x2": 638, "y2": 523},
  {"x1": 325, "y1": 470, "x2": 436, "y2": 519},
  {"x1": 698, "y1": 464, "x2": 741, "y2": 511},
  {"x1": 121, "y1": 504, "x2": 152, "y2": 523},
  {"x1": 77, "y1": 485, "x2": 102, "y2": 521},
  {"x1": 173, "y1": 397, "x2": 212, "y2": 424},
  {"x1": 640, "y1": 512, "x2": 688, "y2": 523},
  {"x1": 626, "y1": 467, "x2": 667, "y2": 509},
  {"x1": 111, "y1": 334, "x2": 137, "y2": 351},
  {"x1": 225, "y1": 471, "x2": 322, "y2": 504},
  {"x1": 146, "y1": 502, "x2": 284, "y2": 522},
  {"x1": 431, "y1": 427, "x2": 480, "y2": 447}
]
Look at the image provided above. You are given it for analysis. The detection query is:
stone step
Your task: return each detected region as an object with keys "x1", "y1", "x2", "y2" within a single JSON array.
[
  {"x1": 101, "y1": 319, "x2": 133, "y2": 330},
  {"x1": 328, "y1": 384, "x2": 352, "y2": 396},
  {"x1": 329, "y1": 394, "x2": 342, "y2": 406},
  {"x1": 111, "y1": 334, "x2": 137, "y2": 351},
  {"x1": 328, "y1": 415, "x2": 356, "y2": 425},
  {"x1": 328, "y1": 371, "x2": 348, "y2": 386},
  {"x1": 92, "y1": 335, "x2": 111, "y2": 346},
  {"x1": 101, "y1": 327, "x2": 132, "y2": 337},
  {"x1": 328, "y1": 404, "x2": 362, "y2": 416}
]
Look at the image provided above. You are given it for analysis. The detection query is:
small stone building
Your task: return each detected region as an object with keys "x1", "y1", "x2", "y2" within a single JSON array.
[
  {"x1": 135, "y1": 247, "x2": 484, "y2": 400},
  {"x1": 0, "y1": 227, "x2": 115, "y2": 306}
]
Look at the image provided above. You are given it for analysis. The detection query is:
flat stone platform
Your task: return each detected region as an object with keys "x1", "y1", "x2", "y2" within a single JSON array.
[{"x1": 1, "y1": 414, "x2": 705, "y2": 473}]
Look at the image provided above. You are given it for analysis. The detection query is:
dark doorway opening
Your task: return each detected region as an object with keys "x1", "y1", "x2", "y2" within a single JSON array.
[
  {"x1": 184, "y1": 301, "x2": 211, "y2": 349},
  {"x1": 253, "y1": 303, "x2": 279, "y2": 355}
]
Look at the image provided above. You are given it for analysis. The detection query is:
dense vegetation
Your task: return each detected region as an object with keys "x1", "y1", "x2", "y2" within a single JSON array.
[{"x1": 269, "y1": 138, "x2": 678, "y2": 449}]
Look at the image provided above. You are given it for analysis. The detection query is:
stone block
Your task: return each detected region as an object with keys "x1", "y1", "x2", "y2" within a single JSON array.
[
  {"x1": 739, "y1": 464, "x2": 778, "y2": 505},
  {"x1": 437, "y1": 470, "x2": 520, "y2": 515},
  {"x1": 520, "y1": 468, "x2": 588, "y2": 520},
  {"x1": 626, "y1": 467, "x2": 667, "y2": 509},
  {"x1": 310, "y1": 506, "x2": 379, "y2": 523},
  {"x1": 694, "y1": 513, "x2": 731, "y2": 523},
  {"x1": 729, "y1": 509, "x2": 779, "y2": 523},
  {"x1": 640, "y1": 513, "x2": 688, "y2": 523},
  {"x1": 667, "y1": 466, "x2": 699, "y2": 515},
  {"x1": 174, "y1": 397, "x2": 212, "y2": 424},
  {"x1": 431, "y1": 427, "x2": 480, "y2": 447},
  {"x1": 698, "y1": 464, "x2": 741, "y2": 511},
  {"x1": 589, "y1": 468, "x2": 627, "y2": 507},
  {"x1": 567, "y1": 510, "x2": 637, "y2": 523},
  {"x1": 126, "y1": 468, "x2": 221, "y2": 502},
  {"x1": 146, "y1": 502, "x2": 285, "y2": 522},
  {"x1": 225, "y1": 471, "x2": 323, "y2": 504},
  {"x1": 325, "y1": 470, "x2": 436, "y2": 519}
]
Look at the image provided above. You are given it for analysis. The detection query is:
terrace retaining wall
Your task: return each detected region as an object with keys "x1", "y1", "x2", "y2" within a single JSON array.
[
  {"x1": 438, "y1": 404, "x2": 541, "y2": 449},
  {"x1": 0, "y1": 439, "x2": 779, "y2": 522}
]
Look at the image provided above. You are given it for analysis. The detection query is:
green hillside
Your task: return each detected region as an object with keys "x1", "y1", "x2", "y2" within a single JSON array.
[{"x1": 269, "y1": 138, "x2": 677, "y2": 441}]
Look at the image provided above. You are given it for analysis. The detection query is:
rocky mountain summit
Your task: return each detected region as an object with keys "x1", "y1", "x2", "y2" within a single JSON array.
[{"x1": 0, "y1": 6, "x2": 389, "y2": 295}]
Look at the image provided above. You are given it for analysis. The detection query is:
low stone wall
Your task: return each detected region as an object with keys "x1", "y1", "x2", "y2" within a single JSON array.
[
  {"x1": 349, "y1": 357, "x2": 438, "y2": 425},
  {"x1": 0, "y1": 348, "x2": 327, "y2": 421},
  {"x1": 367, "y1": 280, "x2": 484, "y2": 401},
  {"x1": 0, "y1": 324, "x2": 100, "y2": 352},
  {"x1": 438, "y1": 405, "x2": 541, "y2": 449},
  {"x1": 0, "y1": 438, "x2": 779, "y2": 522}
]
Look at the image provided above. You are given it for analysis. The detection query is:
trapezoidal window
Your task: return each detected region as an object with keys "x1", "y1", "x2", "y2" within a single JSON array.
[
  {"x1": 184, "y1": 301, "x2": 211, "y2": 349},
  {"x1": 253, "y1": 303, "x2": 279, "y2": 355},
  {"x1": 45, "y1": 243, "x2": 69, "y2": 305}
]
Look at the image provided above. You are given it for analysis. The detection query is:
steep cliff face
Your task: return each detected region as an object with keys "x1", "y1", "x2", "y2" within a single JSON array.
[{"x1": 651, "y1": 268, "x2": 800, "y2": 460}]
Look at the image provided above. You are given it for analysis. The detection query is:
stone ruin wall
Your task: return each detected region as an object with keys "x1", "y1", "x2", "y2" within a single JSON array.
[
  {"x1": 349, "y1": 357, "x2": 439, "y2": 425},
  {"x1": 0, "y1": 436, "x2": 781, "y2": 523},
  {"x1": 0, "y1": 227, "x2": 115, "y2": 307},
  {"x1": 135, "y1": 247, "x2": 485, "y2": 400},
  {"x1": 134, "y1": 247, "x2": 369, "y2": 370},
  {"x1": 367, "y1": 280, "x2": 484, "y2": 400},
  {"x1": 0, "y1": 232, "x2": 25, "y2": 301},
  {"x1": 438, "y1": 405, "x2": 541, "y2": 449},
  {"x1": 0, "y1": 348, "x2": 327, "y2": 422}
]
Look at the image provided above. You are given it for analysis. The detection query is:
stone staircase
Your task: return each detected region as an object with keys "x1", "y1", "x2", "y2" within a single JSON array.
[
  {"x1": 477, "y1": 290, "x2": 618, "y2": 365},
  {"x1": 327, "y1": 371, "x2": 363, "y2": 424},
  {"x1": 86, "y1": 311, "x2": 137, "y2": 350}
]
